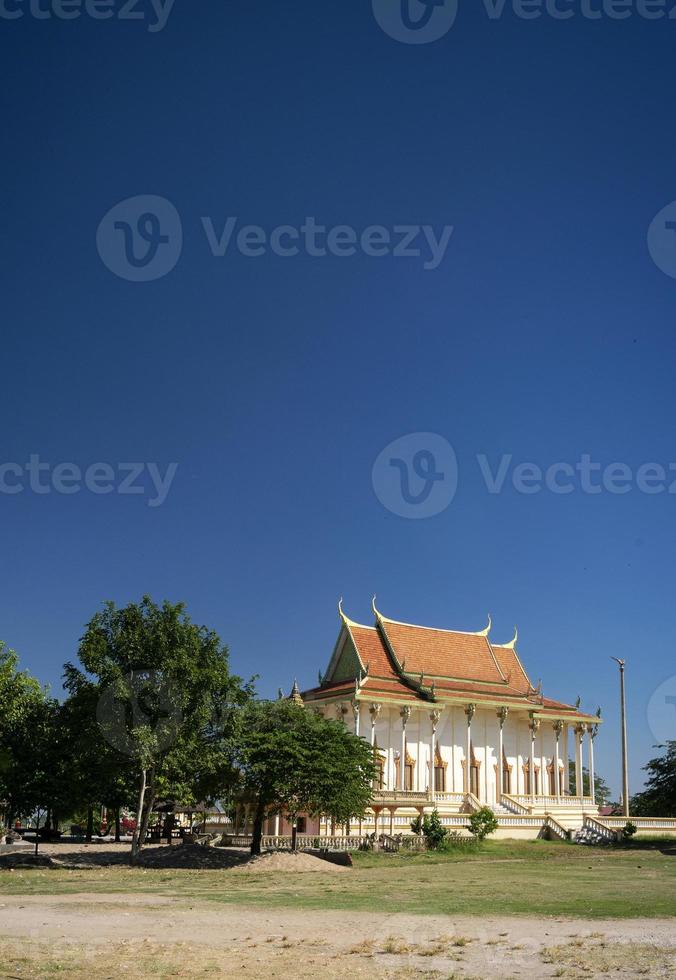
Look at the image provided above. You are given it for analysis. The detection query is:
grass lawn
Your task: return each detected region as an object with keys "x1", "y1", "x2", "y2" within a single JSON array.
[{"x1": 1, "y1": 839, "x2": 674, "y2": 919}]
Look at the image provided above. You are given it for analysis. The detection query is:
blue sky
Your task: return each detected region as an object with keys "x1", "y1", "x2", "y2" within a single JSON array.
[{"x1": 2, "y1": 1, "x2": 676, "y2": 798}]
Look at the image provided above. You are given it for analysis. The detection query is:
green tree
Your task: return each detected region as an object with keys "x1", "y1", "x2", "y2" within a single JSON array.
[
  {"x1": 233, "y1": 700, "x2": 376, "y2": 855},
  {"x1": 69, "y1": 597, "x2": 250, "y2": 859},
  {"x1": 467, "y1": 806, "x2": 498, "y2": 841},
  {"x1": 567, "y1": 761, "x2": 611, "y2": 805},
  {"x1": 60, "y1": 668, "x2": 137, "y2": 841},
  {"x1": 630, "y1": 742, "x2": 676, "y2": 817},
  {"x1": 0, "y1": 644, "x2": 54, "y2": 831}
]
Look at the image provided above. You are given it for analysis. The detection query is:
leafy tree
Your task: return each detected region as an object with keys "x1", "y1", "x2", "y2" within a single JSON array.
[
  {"x1": 0, "y1": 644, "x2": 56, "y2": 832},
  {"x1": 630, "y1": 742, "x2": 676, "y2": 817},
  {"x1": 233, "y1": 700, "x2": 376, "y2": 855},
  {"x1": 567, "y1": 761, "x2": 611, "y2": 805},
  {"x1": 467, "y1": 806, "x2": 498, "y2": 841},
  {"x1": 60, "y1": 668, "x2": 137, "y2": 841},
  {"x1": 68, "y1": 597, "x2": 251, "y2": 859}
]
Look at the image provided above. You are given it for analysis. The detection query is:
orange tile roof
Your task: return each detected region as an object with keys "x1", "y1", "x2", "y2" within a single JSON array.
[
  {"x1": 300, "y1": 606, "x2": 594, "y2": 721},
  {"x1": 491, "y1": 644, "x2": 532, "y2": 693},
  {"x1": 379, "y1": 617, "x2": 505, "y2": 683},
  {"x1": 348, "y1": 623, "x2": 398, "y2": 679}
]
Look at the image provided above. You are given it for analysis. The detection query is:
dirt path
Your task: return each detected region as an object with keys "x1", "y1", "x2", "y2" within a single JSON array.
[{"x1": 2, "y1": 895, "x2": 674, "y2": 978}]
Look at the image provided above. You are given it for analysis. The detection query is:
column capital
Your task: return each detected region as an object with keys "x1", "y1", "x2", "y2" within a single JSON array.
[
  {"x1": 574, "y1": 722, "x2": 586, "y2": 738},
  {"x1": 587, "y1": 722, "x2": 599, "y2": 740},
  {"x1": 370, "y1": 702, "x2": 382, "y2": 722},
  {"x1": 528, "y1": 714, "x2": 540, "y2": 737},
  {"x1": 351, "y1": 699, "x2": 359, "y2": 718},
  {"x1": 553, "y1": 719, "x2": 564, "y2": 738},
  {"x1": 400, "y1": 705, "x2": 412, "y2": 726},
  {"x1": 335, "y1": 703, "x2": 348, "y2": 722},
  {"x1": 497, "y1": 706, "x2": 509, "y2": 728},
  {"x1": 465, "y1": 703, "x2": 476, "y2": 725},
  {"x1": 429, "y1": 709, "x2": 441, "y2": 730}
]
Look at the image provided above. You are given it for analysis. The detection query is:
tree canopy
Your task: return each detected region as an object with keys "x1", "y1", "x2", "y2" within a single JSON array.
[
  {"x1": 232, "y1": 699, "x2": 376, "y2": 854},
  {"x1": 68, "y1": 596, "x2": 251, "y2": 857},
  {"x1": 630, "y1": 742, "x2": 676, "y2": 817}
]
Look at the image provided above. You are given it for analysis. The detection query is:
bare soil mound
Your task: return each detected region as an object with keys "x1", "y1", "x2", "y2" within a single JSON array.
[
  {"x1": 233, "y1": 851, "x2": 348, "y2": 873},
  {"x1": 0, "y1": 853, "x2": 56, "y2": 869},
  {"x1": 136, "y1": 844, "x2": 248, "y2": 870}
]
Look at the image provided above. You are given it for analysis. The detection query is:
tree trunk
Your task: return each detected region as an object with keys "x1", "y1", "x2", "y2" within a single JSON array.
[
  {"x1": 131, "y1": 768, "x2": 148, "y2": 860},
  {"x1": 291, "y1": 818, "x2": 298, "y2": 853},
  {"x1": 134, "y1": 769, "x2": 156, "y2": 860},
  {"x1": 114, "y1": 807, "x2": 121, "y2": 843},
  {"x1": 34, "y1": 807, "x2": 41, "y2": 857},
  {"x1": 86, "y1": 806, "x2": 94, "y2": 843},
  {"x1": 250, "y1": 801, "x2": 266, "y2": 856}
]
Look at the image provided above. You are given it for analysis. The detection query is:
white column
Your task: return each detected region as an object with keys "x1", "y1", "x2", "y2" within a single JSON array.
[
  {"x1": 400, "y1": 706, "x2": 411, "y2": 791},
  {"x1": 528, "y1": 716, "x2": 540, "y2": 800},
  {"x1": 464, "y1": 704, "x2": 475, "y2": 795},
  {"x1": 273, "y1": 813, "x2": 280, "y2": 836},
  {"x1": 574, "y1": 725, "x2": 584, "y2": 798},
  {"x1": 370, "y1": 703, "x2": 381, "y2": 747},
  {"x1": 553, "y1": 721, "x2": 563, "y2": 803},
  {"x1": 497, "y1": 707, "x2": 508, "y2": 802},
  {"x1": 352, "y1": 700, "x2": 360, "y2": 738},
  {"x1": 566, "y1": 723, "x2": 572, "y2": 795},
  {"x1": 429, "y1": 710, "x2": 441, "y2": 797},
  {"x1": 588, "y1": 724, "x2": 597, "y2": 804}
]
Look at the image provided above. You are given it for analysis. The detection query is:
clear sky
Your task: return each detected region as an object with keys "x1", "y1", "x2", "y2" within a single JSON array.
[{"x1": 2, "y1": 1, "x2": 676, "y2": 799}]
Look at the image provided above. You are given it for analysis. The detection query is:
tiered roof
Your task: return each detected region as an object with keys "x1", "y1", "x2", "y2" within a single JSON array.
[{"x1": 302, "y1": 600, "x2": 598, "y2": 722}]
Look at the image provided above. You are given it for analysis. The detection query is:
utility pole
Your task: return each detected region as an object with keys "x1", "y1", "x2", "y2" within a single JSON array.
[{"x1": 611, "y1": 658, "x2": 630, "y2": 817}]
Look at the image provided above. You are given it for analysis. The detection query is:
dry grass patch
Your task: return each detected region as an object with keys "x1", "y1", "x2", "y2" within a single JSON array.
[{"x1": 541, "y1": 939, "x2": 676, "y2": 977}]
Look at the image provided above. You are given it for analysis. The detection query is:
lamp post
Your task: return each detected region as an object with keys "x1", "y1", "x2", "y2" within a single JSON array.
[{"x1": 611, "y1": 657, "x2": 630, "y2": 817}]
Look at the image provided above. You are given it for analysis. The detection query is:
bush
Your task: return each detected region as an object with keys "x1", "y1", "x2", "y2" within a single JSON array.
[
  {"x1": 623, "y1": 821, "x2": 637, "y2": 839},
  {"x1": 409, "y1": 809, "x2": 448, "y2": 850},
  {"x1": 467, "y1": 806, "x2": 498, "y2": 841}
]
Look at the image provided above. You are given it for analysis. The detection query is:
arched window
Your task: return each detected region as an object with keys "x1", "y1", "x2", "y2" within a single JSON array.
[
  {"x1": 494, "y1": 750, "x2": 512, "y2": 795},
  {"x1": 462, "y1": 743, "x2": 481, "y2": 797},
  {"x1": 523, "y1": 761, "x2": 540, "y2": 795},
  {"x1": 404, "y1": 745, "x2": 416, "y2": 791},
  {"x1": 434, "y1": 744, "x2": 447, "y2": 792}
]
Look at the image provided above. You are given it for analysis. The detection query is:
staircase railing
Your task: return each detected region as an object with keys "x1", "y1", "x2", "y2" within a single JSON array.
[
  {"x1": 500, "y1": 794, "x2": 531, "y2": 816},
  {"x1": 544, "y1": 815, "x2": 571, "y2": 841}
]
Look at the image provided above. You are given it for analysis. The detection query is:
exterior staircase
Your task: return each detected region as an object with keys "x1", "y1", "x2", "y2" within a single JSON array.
[{"x1": 491, "y1": 803, "x2": 515, "y2": 816}]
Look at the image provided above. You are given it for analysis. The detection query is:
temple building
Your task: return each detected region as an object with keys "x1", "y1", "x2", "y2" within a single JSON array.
[{"x1": 300, "y1": 599, "x2": 603, "y2": 839}]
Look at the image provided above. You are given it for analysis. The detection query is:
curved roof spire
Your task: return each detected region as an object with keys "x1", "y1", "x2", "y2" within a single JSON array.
[
  {"x1": 503, "y1": 625, "x2": 518, "y2": 649},
  {"x1": 372, "y1": 594, "x2": 382, "y2": 619},
  {"x1": 473, "y1": 614, "x2": 492, "y2": 637},
  {"x1": 338, "y1": 596, "x2": 346, "y2": 621}
]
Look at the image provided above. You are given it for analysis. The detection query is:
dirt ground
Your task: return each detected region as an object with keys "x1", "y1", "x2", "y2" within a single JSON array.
[
  {"x1": 1, "y1": 892, "x2": 674, "y2": 978},
  {"x1": 1, "y1": 843, "x2": 674, "y2": 977}
]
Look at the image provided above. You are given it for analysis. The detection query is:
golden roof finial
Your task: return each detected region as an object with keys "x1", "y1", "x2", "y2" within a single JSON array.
[
  {"x1": 474, "y1": 614, "x2": 492, "y2": 637},
  {"x1": 503, "y1": 625, "x2": 518, "y2": 649}
]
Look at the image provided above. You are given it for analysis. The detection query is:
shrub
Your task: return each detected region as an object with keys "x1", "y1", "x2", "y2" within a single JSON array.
[
  {"x1": 622, "y1": 821, "x2": 637, "y2": 839},
  {"x1": 467, "y1": 806, "x2": 498, "y2": 841}
]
